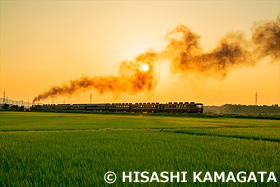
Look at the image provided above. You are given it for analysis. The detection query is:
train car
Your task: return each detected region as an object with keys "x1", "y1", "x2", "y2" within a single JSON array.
[
  {"x1": 56, "y1": 104, "x2": 70, "y2": 110},
  {"x1": 162, "y1": 102, "x2": 191, "y2": 113},
  {"x1": 195, "y1": 103, "x2": 203, "y2": 113},
  {"x1": 131, "y1": 102, "x2": 160, "y2": 112},
  {"x1": 86, "y1": 104, "x2": 109, "y2": 111},
  {"x1": 42, "y1": 104, "x2": 56, "y2": 110},
  {"x1": 69, "y1": 104, "x2": 86, "y2": 110},
  {"x1": 31, "y1": 105, "x2": 42, "y2": 111},
  {"x1": 108, "y1": 103, "x2": 131, "y2": 112}
]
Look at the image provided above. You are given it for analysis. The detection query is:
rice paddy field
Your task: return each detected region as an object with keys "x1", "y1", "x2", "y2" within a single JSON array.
[{"x1": 0, "y1": 111, "x2": 279, "y2": 186}]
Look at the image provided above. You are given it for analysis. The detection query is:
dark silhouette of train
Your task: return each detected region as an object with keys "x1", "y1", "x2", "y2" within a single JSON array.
[{"x1": 32, "y1": 102, "x2": 203, "y2": 113}]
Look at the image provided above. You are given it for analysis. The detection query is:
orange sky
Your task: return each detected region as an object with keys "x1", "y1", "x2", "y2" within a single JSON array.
[{"x1": 0, "y1": 1, "x2": 279, "y2": 106}]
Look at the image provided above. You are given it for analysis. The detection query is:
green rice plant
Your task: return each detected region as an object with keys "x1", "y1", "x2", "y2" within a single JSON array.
[
  {"x1": 0, "y1": 112, "x2": 279, "y2": 186},
  {"x1": 0, "y1": 131, "x2": 279, "y2": 186}
]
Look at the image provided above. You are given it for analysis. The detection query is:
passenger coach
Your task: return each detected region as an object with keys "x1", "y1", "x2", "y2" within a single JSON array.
[{"x1": 32, "y1": 102, "x2": 203, "y2": 113}]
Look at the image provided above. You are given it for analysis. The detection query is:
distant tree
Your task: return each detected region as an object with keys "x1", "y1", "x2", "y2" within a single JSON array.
[
  {"x1": 18, "y1": 106, "x2": 25, "y2": 111},
  {"x1": 10, "y1": 105, "x2": 19, "y2": 111},
  {"x1": 2, "y1": 104, "x2": 9, "y2": 110}
]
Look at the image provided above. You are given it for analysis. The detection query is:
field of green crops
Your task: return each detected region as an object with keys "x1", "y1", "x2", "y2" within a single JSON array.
[{"x1": 0, "y1": 112, "x2": 279, "y2": 186}]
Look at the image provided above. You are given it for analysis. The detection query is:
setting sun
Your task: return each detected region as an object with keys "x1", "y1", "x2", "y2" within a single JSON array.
[{"x1": 141, "y1": 64, "x2": 149, "y2": 71}]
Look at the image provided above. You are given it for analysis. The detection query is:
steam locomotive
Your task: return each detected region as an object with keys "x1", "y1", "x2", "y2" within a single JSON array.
[{"x1": 32, "y1": 102, "x2": 203, "y2": 113}]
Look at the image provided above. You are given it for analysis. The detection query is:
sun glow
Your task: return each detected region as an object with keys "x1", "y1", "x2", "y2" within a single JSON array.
[{"x1": 141, "y1": 64, "x2": 149, "y2": 71}]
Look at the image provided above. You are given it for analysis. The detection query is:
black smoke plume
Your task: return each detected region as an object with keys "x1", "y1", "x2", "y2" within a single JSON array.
[{"x1": 33, "y1": 17, "x2": 280, "y2": 102}]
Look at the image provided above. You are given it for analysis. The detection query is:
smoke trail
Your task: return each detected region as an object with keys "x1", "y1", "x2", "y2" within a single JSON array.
[
  {"x1": 164, "y1": 17, "x2": 280, "y2": 79},
  {"x1": 33, "y1": 51, "x2": 158, "y2": 102},
  {"x1": 33, "y1": 17, "x2": 280, "y2": 102},
  {"x1": 252, "y1": 17, "x2": 280, "y2": 61},
  {"x1": 164, "y1": 25, "x2": 253, "y2": 78}
]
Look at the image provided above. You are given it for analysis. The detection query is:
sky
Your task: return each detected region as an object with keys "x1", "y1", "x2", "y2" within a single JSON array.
[{"x1": 0, "y1": 0, "x2": 279, "y2": 106}]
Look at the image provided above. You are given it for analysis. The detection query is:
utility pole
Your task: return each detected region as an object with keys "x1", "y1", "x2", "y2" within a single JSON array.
[
  {"x1": 3, "y1": 91, "x2": 5, "y2": 104},
  {"x1": 255, "y1": 92, "x2": 258, "y2": 106},
  {"x1": 90, "y1": 92, "x2": 92, "y2": 104}
]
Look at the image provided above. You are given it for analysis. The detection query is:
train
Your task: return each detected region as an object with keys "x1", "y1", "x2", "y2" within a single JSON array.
[{"x1": 31, "y1": 102, "x2": 203, "y2": 113}]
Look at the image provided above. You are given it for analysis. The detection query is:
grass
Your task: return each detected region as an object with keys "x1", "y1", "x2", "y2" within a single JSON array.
[
  {"x1": 1, "y1": 112, "x2": 280, "y2": 131},
  {"x1": 31, "y1": 109, "x2": 280, "y2": 120},
  {"x1": 0, "y1": 111, "x2": 279, "y2": 186},
  {"x1": 173, "y1": 127, "x2": 280, "y2": 142}
]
